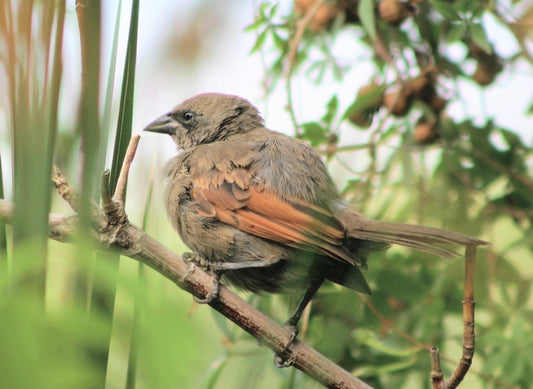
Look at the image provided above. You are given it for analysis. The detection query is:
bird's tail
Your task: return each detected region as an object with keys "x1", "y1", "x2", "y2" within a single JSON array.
[{"x1": 343, "y1": 211, "x2": 488, "y2": 258}]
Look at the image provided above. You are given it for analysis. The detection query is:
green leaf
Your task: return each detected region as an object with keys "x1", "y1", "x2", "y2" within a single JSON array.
[
  {"x1": 343, "y1": 85, "x2": 385, "y2": 118},
  {"x1": 249, "y1": 28, "x2": 268, "y2": 54},
  {"x1": 430, "y1": 0, "x2": 461, "y2": 21},
  {"x1": 267, "y1": 3, "x2": 278, "y2": 18},
  {"x1": 353, "y1": 329, "x2": 419, "y2": 357},
  {"x1": 322, "y1": 95, "x2": 339, "y2": 126},
  {"x1": 244, "y1": 18, "x2": 265, "y2": 32},
  {"x1": 198, "y1": 354, "x2": 229, "y2": 389},
  {"x1": 469, "y1": 22, "x2": 492, "y2": 54},
  {"x1": 499, "y1": 128, "x2": 524, "y2": 149},
  {"x1": 502, "y1": 348, "x2": 526, "y2": 384},
  {"x1": 358, "y1": 0, "x2": 376, "y2": 41},
  {"x1": 376, "y1": 270, "x2": 425, "y2": 303},
  {"x1": 110, "y1": 0, "x2": 139, "y2": 192},
  {"x1": 301, "y1": 122, "x2": 327, "y2": 146},
  {"x1": 446, "y1": 23, "x2": 466, "y2": 43},
  {"x1": 271, "y1": 30, "x2": 286, "y2": 50}
]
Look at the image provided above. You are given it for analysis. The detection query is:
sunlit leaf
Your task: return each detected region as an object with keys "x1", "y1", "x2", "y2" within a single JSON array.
[
  {"x1": 250, "y1": 28, "x2": 268, "y2": 54},
  {"x1": 301, "y1": 122, "x2": 327, "y2": 146},
  {"x1": 469, "y1": 22, "x2": 492, "y2": 53},
  {"x1": 322, "y1": 95, "x2": 339, "y2": 126},
  {"x1": 358, "y1": 0, "x2": 376, "y2": 41}
]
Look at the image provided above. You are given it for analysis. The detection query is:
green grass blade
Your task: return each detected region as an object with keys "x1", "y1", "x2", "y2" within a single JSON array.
[
  {"x1": 125, "y1": 157, "x2": 154, "y2": 388},
  {"x1": 109, "y1": 0, "x2": 139, "y2": 193},
  {"x1": 7, "y1": 1, "x2": 58, "y2": 295},
  {"x1": 0, "y1": 154, "x2": 7, "y2": 279},
  {"x1": 77, "y1": 0, "x2": 102, "y2": 227},
  {"x1": 98, "y1": 0, "x2": 124, "y2": 181}
]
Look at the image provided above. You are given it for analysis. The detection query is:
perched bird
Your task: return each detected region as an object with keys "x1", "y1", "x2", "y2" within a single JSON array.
[{"x1": 144, "y1": 93, "x2": 486, "y2": 362}]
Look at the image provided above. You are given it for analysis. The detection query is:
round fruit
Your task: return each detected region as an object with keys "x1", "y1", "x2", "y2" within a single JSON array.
[
  {"x1": 379, "y1": 0, "x2": 410, "y2": 25},
  {"x1": 413, "y1": 119, "x2": 439, "y2": 144},
  {"x1": 295, "y1": 0, "x2": 339, "y2": 32},
  {"x1": 429, "y1": 94, "x2": 447, "y2": 113},
  {"x1": 384, "y1": 90, "x2": 412, "y2": 116}
]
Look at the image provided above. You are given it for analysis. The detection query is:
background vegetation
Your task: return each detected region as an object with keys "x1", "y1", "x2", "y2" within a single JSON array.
[{"x1": 0, "y1": 0, "x2": 532, "y2": 388}]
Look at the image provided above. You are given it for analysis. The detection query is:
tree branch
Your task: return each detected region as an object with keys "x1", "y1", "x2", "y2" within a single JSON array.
[
  {"x1": 4, "y1": 134, "x2": 482, "y2": 388},
  {"x1": 2, "y1": 136, "x2": 374, "y2": 389}
]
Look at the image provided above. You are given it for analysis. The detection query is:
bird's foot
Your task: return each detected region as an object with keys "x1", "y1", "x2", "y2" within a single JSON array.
[
  {"x1": 193, "y1": 268, "x2": 222, "y2": 304},
  {"x1": 274, "y1": 324, "x2": 299, "y2": 368},
  {"x1": 183, "y1": 252, "x2": 210, "y2": 267},
  {"x1": 183, "y1": 253, "x2": 222, "y2": 304}
]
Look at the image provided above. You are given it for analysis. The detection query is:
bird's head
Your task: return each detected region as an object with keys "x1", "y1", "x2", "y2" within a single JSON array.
[{"x1": 143, "y1": 93, "x2": 264, "y2": 148}]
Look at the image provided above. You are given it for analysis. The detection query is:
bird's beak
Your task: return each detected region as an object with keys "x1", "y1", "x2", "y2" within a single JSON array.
[{"x1": 142, "y1": 113, "x2": 178, "y2": 135}]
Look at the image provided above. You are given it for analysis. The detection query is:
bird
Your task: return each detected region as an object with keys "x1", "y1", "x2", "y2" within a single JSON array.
[{"x1": 143, "y1": 92, "x2": 487, "y2": 364}]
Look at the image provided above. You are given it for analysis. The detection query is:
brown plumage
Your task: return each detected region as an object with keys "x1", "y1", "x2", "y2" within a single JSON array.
[{"x1": 144, "y1": 92, "x2": 487, "y2": 333}]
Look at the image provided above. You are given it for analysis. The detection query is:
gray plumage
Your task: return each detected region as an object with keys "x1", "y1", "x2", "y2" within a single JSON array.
[{"x1": 144, "y1": 92, "x2": 487, "y2": 300}]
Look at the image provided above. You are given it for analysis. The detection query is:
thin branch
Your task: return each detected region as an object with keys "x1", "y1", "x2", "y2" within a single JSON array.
[
  {"x1": 286, "y1": 0, "x2": 325, "y2": 78},
  {"x1": 52, "y1": 164, "x2": 80, "y2": 211},
  {"x1": 285, "y1": 0, "x2": 326, "y2": 134},
  {"x1": 0, "y1": 199, "x2": 77, "y2": 243},
  {"x1": 112, "y1": 135, "x2": 140, "y2": 203},
  {"x1": 431, "y1": 244, "x2": 477, "y2": 389},
  {"x1": 360, "y1": 266, "x2": 513, "y2": 388}
]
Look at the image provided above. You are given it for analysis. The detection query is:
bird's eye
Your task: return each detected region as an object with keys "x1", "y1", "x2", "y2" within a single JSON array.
[{"x1": 183, "y1": 111, "x2": 194, "y2": 121}]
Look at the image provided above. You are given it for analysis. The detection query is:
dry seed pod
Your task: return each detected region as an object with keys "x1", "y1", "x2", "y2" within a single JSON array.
[
  {"x1": 348, "y1": 83, "x2": 384, "y2": 128},
  {"x1": 413, "y1": 118, "x2": 439, "y2": 144},
  {"x1": 295, "y1": 0, "x2": 339, "y2": 32},
  {"x1": 406, "y1": 76, "x2": 435, "y2": 102},
  {"x1": 379, "y1": 0, "x2": 410, "y2": 25},
  {"x1": 429, "y1": 94, "x2": 447, "y2": 113},
  {"x1": 472, "y1": 60, "x2": 502, "y2": 86},
  {"x1": 348, "y1": 111, "x2": 373, "y2": 128},
  {"x1": 468, "y1": 43, "x2": 503, "y2": 86},
  {"x1": 384, "y1": 90, "x2": 413, "y2": 116},
  {"x1": 406, "y1": 65, "x2": 440, "y2": 101}
]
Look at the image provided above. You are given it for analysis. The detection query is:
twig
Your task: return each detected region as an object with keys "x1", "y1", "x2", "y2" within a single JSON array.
[
  {"x1": 0, "y1": 199, "x2": 77, "y2": 242},
  {"x1": 359, "y1": 261, "x2": 512, "y2": 388},
  {"x1": 285, "y1": 0, "x2": 326, "y2": 134},
  {"x1": 112, "y1": 135, "x2": 140, "y2": 203},
  {"x1": 430, "y1": 244, "x2": 477, "y2": 389},
  {"x1": 52, "y1": 164, "x2": 80, "y2": 212},
  {"x1": 430, "y1": 347, "x2": 444, "y2": 386},
  {"x1": 286, "y1": 0, "x2": 325, "y2": 78}
]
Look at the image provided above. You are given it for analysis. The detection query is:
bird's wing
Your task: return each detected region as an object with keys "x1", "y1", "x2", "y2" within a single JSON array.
[{"x1": 189, "y1": 162, "x2": 357, "y2": 266}]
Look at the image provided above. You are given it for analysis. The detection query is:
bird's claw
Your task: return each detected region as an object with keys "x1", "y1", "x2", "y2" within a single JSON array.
[
  {"x1": 274, "y1": 324, "x2": 299, "y2": 368},
  {"x1": 183, "y1": 252, "x2": 210, "y2": 267},
  {"x1": 193, "y1": 267, "x2": 222, "y2": 304},
  {"x1": 183, "y1": 253, "x2": 224, "y2": 304}
]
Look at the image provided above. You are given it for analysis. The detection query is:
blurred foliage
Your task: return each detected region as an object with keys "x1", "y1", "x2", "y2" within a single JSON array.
[
  {"x1": 240, "y1": 1, "x2": 533, "y2": 388},
  {"x1": 0, "y1": 1, "x2": 532, "y2": 389}
]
